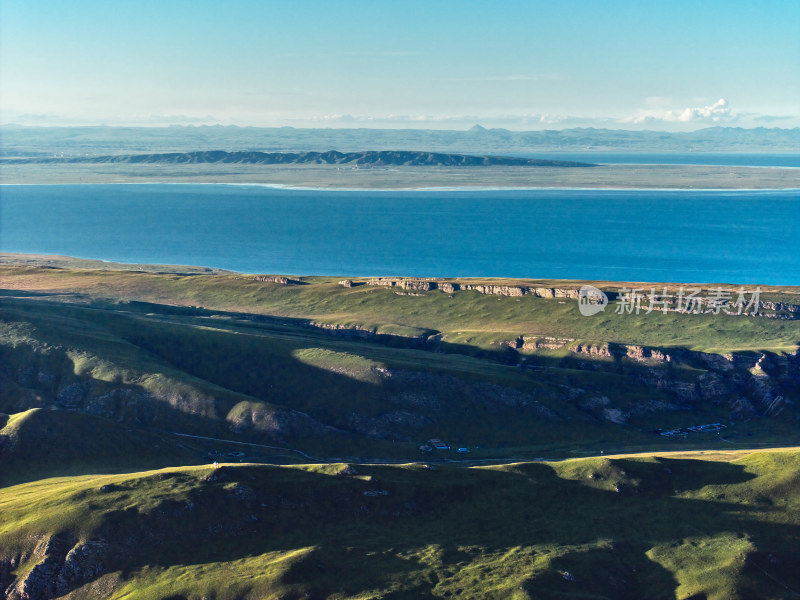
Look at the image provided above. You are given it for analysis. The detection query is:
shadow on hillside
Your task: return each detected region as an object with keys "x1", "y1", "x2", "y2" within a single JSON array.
[
  {"x1": 104, "y1": 296, "x2": 701, "y2": 390},
  {"x1": 0, "y1": 407, "x2": 205, "y2": 488},
  {"x1": 3, "y1": 292, "x2": 754, "y2": 384},
  {"x1": 45, "y1": 456, "x2": 799, "y2": 599},
  {"x1": 106, "y1": 295, "x2": 772, "y2": 412},
  {"x1": 0, "y1": 289, "x2": 79, "y2": 298},
  {"x1": 2, "y1": 294, "x2": 783, "y2": 468}
]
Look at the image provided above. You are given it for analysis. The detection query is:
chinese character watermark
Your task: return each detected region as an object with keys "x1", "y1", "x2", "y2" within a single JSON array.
[{"x1": 580, "y1": 286, "x2": 761, "y2": 317}]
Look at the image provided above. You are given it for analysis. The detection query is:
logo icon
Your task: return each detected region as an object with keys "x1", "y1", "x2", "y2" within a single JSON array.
[{"x1": 578, "y1": 285, "x2": 608, "y2": 317}]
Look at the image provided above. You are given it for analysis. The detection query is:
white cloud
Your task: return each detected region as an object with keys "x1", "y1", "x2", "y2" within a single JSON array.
[
  {"x1": 626, "y1": 98, "x2": 733, "y2": 124},
  {"x1": 4, "y1": 104, "x2": 796, "y2": 131}
]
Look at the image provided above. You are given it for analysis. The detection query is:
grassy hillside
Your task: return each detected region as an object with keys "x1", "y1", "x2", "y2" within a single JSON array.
[
  {"x1": 2, "y1": 450, "x2": 799, "y2": 599},
  {"x1": 2, "y1": 265, "x2": 799, "y2": 353},
  {"x1": 1, "y1": 261, "x2": 799, "y2": 598},
  {"x1": 0, "y1": 294, "x2": 667, "y2": 461},
  {"x1": 1, "y1": 263, "x2": 799, "y2": 464},
  {"x1": 4, "y1": 288, "x2": 798, "y2": 465},
  {"x1": 0, "y1": 408, "x2": 200, "y2": 486}
]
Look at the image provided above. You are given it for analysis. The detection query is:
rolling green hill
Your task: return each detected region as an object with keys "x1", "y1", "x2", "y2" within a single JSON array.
[
  {"x1": 1, "y1": 259, "x2": 799, "y2": 598},
  {"x1": 1, "y1": 262, "x2": 799, "y2": 466},
  {"x1": 2, "y1": 450, "x2": 800, "y2": 599},
  {"x1": 0, "y1": 408, "x2": 199, "y2": 486}
]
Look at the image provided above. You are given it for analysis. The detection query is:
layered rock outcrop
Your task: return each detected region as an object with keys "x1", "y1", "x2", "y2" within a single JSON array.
[
  {"x1": 253, "y1": 275, "x2": 298, "y2": 285},
  {"x1": 364, "y1": 278, "x2": 582, "y2": 299},
  {"x1": 360, "y1": 278, "x2": 800, "y2": 318},
  {"x1": 4, "y1": 534, "x2": 108, "y2": 600}
]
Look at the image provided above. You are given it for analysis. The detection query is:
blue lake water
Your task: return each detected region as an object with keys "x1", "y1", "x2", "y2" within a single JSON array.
[
  {"x1": 510, "y1": 152, "x2": 800, "y2": 168},
  {"x1": 1, "y1": 184, "x2": 799, "y2": 284}
]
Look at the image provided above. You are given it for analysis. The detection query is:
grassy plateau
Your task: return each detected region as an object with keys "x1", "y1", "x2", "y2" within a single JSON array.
[{"x1": 1, "y1": 256, "x2": 799, "y2": 598}]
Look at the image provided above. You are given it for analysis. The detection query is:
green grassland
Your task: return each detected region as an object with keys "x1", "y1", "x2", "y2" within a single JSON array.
[
  {"x1": 2, "y1": 264, "x2": 799, "y2": 353},
  {"x1": 0, "y1": 408, "x2": 200, "y2": 486},
  {"x1": 1, "y1": 450, "x2": 800, "y2": 599},
  {"x1": 2, "y1": 260, "x2": 800, "y2": 598},
  {"x1": 1, "y1": 263, "x2": 798, "y2": 466},
  {"x1": 1, "y1": 272, "x2": 797, "y2": 463},
  {"x1": 0, "y1": 292, "x2": 673, "y2": 467}
]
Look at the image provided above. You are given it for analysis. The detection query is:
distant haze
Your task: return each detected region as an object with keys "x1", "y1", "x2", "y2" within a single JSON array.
[
  {"x1": 1, "y1": 1, "x2": 798, "y2": 130},
  {"x1": 1, "y1": 125, "x2": 798, "y2": 157}
]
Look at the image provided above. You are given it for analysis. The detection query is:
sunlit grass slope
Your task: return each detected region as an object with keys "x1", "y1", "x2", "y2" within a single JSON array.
[
  {"x1": 8, "y1": 289, "x2": 786, "y2": 466},
  {"x1": 3, "y1": 265, "x2": 799, "y2": 353},
  {"x1": 1, "y1": 450, "x2": 799, "y2": 599}
]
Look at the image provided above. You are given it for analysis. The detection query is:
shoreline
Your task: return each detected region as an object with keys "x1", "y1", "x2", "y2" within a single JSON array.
[
  {"x1": 2, "y1": 182, "x2": 800, "y2": 192},
  {"x1": 3, "y1": 252, "x2": 800, "y2": 291},
  {"x1": 2, "y1": 162, "x2": 798, "y2": 190}
]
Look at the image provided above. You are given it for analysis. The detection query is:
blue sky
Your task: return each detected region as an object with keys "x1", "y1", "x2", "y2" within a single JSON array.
[{"x1": 1, "y1": 0, "x2": 798, "y2": 129}]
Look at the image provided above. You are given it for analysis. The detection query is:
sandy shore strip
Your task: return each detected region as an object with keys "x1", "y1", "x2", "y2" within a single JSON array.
[
  {"x1": 3, "y1": 181, "x2": 800, "y2": 193},
  {"x1": 1, "y1": 162, "x2": 798, "y2": 189}
]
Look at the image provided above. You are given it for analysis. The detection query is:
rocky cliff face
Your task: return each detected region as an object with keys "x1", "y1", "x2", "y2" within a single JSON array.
[
  {"x1": 300, "y1": 313, "x2": 799, "y2": 427},
  {"x1": 253, "y1": 275, "x2": 299, "y2": 285},
  {"x1": 362, "y1": 278, "x2": 800, "y2": 318},
  {"x1": 2, "y1": 289, "x2": 798, "y2": 456},
  {"x1": 4, "y1": 534, "x2": 109, "y2": 600},
  {"x1": 563, "y1": 342, "x2": 799, "y2": 423},
  {"x1": 365, "y1": 278, "x2": 581, "y2": 300}
]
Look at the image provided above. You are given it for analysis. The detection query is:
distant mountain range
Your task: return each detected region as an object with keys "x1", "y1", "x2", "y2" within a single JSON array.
[
  {"x1": 2, "y1": 150, "x2": 595, "y2": 168},
  {"x1": 0, "y1": 125, "x2": 798, "y2": 157}
]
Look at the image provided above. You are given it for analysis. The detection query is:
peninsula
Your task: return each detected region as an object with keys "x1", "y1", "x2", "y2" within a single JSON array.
[
  {"x1": 3, "y1": 126, "x2": 798, "y2": 188},
  {"x1": 1, "y1": 153, "x2": 796, "y2": 189}
]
